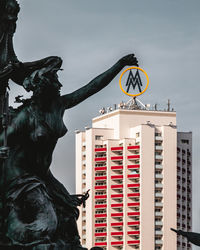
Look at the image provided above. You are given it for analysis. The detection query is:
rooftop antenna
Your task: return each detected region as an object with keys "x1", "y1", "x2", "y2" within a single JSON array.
[
  {"x1": 99, "y1": 107, "x2": 106, "y2": 115},
  {"x1": 167, "y1": 99, "x2": 171, "y2": 111}
]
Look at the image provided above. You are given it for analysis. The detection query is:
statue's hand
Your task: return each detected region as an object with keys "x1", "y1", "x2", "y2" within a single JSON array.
[{"x1": 119, "y1": 54, "x2": 139, "y2": 67}]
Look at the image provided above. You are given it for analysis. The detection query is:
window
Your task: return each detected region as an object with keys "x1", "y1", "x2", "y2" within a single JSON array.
[
  {"x1": 95, "y1": 135, "x2": 103, "y2": 140},
  {"x1": 136, "y1": 132, "x2": 140, "y2": 138},
  {"x1": 181, "y1": 139, "x2": 189, "y2": 144}
]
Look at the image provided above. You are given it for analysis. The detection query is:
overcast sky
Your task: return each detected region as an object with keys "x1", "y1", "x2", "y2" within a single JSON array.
[{"x1": 11, "y1": 0, "x2": 200, "y2": 247}]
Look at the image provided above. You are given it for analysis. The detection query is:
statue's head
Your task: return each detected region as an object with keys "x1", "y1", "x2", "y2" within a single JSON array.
[
  {"x1": 23, "y1": 57, "x2": 63, "y2": 99},
  {"x1": 0, "y1": 0, "x2": 20, "y2": 23}
]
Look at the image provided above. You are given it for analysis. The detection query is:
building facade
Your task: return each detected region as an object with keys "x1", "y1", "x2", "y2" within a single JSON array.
[{"x1": 75, "y1": 107, "x2": 192, "y2": 250}]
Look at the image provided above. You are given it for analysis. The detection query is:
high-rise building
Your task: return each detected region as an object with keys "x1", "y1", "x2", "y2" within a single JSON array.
[{"x1": 75, "y1": 102, "x2": 192, "y2": 250}]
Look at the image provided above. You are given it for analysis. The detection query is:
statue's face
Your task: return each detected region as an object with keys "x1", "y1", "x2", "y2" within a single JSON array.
[{"x1": 4, "y1": 0, "x2": 20, "y2": 22}]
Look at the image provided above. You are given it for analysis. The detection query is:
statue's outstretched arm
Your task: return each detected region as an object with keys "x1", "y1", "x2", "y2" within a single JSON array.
[{"x1": 61, "y1": 54, "x2": 138, "y2": 109}]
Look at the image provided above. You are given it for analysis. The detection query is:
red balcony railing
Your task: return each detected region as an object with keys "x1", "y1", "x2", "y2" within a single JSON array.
[
  {"x1": 127, "y1": 164, "x2": 140, "y2": 169},
  {"x1": 111, "y1": 175, "x2": 123, "y2": 180},
  {"x1": 111, "y1": 222, "x2": 123, "y2": 227},
  {"x1": 95, "y1": 176, "x2": 107, "y2": 181},
  {"x1": 95, "y1": 157, "x2": 107, "y2": 162},
  {"x1": 111, "y1": 241, "x2": 123, "y2": 246},
  {"x1": 111, "y1": 204, "x2": 123, "y2": 208},
  {"x1": 127, "y1": 145, "x2": 140, "y2": 150},
  {"x1": 95, "y1": 232, "x2": 107, "y2": 237},
  {"x1": 111, "y1": 165, "x2": 123, "y2": 170},
  {"x1": 127, "y1": 240, "x2": 140, "y2": 245},
  {"x1": 128, "y1": 174, "x2": 140, "y2": 179},
  {"x1": 111, "y1": 184, "x2": 123, "y2": 189},
  {"x1": 111, "y1": 213, "x2": 123, "y2": 217},
  {"x1": 127, "y1": 221, "x2": 140, "y2": 226},
  {"x1": 95, "y1": 242, "x2": 107, "y2": 246},
  {"x1": 111, "y1": 156, "x2": 123, "y2": 161},
  {"x1": 95, "y1": 204, "x2": 107, "y2": 209},
  {"x1": 95, "y1": 195, "x2": 107, "y2": 199},
  {"x1": 95, "y1": 214, "x2": 107, "y2": 218},
  {"x1": 128, "y1": 184, "x2": 140, "y2": 188},
  {"x1": 127, "y1": 155, "x2": 140, "y2": 160},
  {"x1": 111, "y1": 194, "x2": 123, "y2": 199},
  {"x1": 95, "y1": 223, "x2": 107, "y2": 227},
  {"x1": 95, "y1": 148, "x2": 107, "y2": 152},
  {"x1": 127, "y1": 231, "x2": 140, "y2": 235},
  {"x1": 127, "y1": 202, "x2": 140, "y2": 207},
  {"x1": 127, "y1": 212, "x2": 140, "y2": 216},
  {"x1": 111, "y1": 232, "x2": 123, "y2": 236},
  {"x1": 111, "y1": 147, "x2": 123, "y2": 151},
  {"x1": 95, "y1": 167, "x2": 107, "y2": 171},
  {"x1": 128, "y1": 193, "x2": 140, "y2": 198},
  {"x1": 95, "y1": 185, "x2": 107, "y2": 190}
]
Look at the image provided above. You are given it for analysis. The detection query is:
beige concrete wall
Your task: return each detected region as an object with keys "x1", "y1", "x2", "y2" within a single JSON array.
[
  {"x1": 162, "y1": 125, "x2": 177, "y2": 250},
  {"x1": 140, "y1": 125, "x2": 155, "y2": 250}
]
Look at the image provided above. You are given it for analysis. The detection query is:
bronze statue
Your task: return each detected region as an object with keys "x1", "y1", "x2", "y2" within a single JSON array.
[
  {"x1": 0, "y1": 54, "x2": 138, "y2": 249},
  {"x1": 0, "y1": 1, "x2": 139, "y2": 249}
]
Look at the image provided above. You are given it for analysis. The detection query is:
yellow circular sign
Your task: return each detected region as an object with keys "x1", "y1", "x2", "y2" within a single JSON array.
[{"x1": 119, "y1": 67, "x2": 149, "y2": 97}]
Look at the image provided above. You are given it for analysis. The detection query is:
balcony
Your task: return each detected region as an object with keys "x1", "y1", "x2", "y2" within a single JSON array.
[
  {"x1": 155, "y1": 155, "x2": 163, "y2": 160},
  {"x1": 95, "y1": 185, "x2": 107, "y2": 190},
  {"x1": 111, "y1": 184, "x2": 123, "y2": 190},
  {"x1": 128, "y1": 212, "x2": 140, "y2": 217},
  {"x1": 95, "y1": 195, "x2": 107, "y2": 200},
  {"x1": 155, "y1": 221, "x2": 163, "y2": 226},
  {"x1": 95, "y1": 147, "x2": 107, "y2": 152},
  {"x1": 111, "y1": 212, "x2": 123, "y2": 218},
  {"x1": 111, "y1": 147, "x2": 123, "y2": 152},
  {"x1": 155, "y1": 193, "x2": 163, "y2": 198},
  {"x1": 95, "y1": 204, "x2": 107, "y2": 209},
  {"x1": 128, "y1": 164, "x2": 140, "y2": 169},
  {"x1": 111, "y1": 175, "x2": 123, "y2": 180},
  {"x1": 155, "y1": 202, "x2": 163, "y2": 207},
  {"x1": 155, "y1": 136, "x2": 163, "y2": 141},
  {"x1": 155, "y1": 145, "x2": 163, "y2": 151},
  {"x1": 111, "y1": 222, "x2": 123, "y2": 227},
  {"x1": 127, "y1": 155, "x2": 140, "y2": 160},
  {"x1": 127, "y1": 240, "x2": 140, "y2": 245},
  {"x1": 111, "y1": 194, "x2": 123, "y2": 199},
  {"x1": 127, "y1": 231, "x2": 140, "y2": 235},
  {"x1": 155, "y1": 183, "x2": 163, "y2": 188},
  {"x1": 127, "y1": 221, "x2": 140, "y2": 226},
  {"x1": 111, "y1": 241, "x2": 123, "y2": 246},
  {"x1": 95, "y1": 223, "x2": 107, "y2": 228},
  {"x1": 95, "y1": 242, "x2": 107, "y2": 247},
  {"x1": 95, "y1": 158, "x2": 107, "y2": 164},
  {"x1": 128, "y1": 202, "x2": 140, "y2": 207},
  {"x1": 111, "y1": 203, "x2": 123, "y2": 208},
  {"x1": 95, "y1": 232, "x2": 107, "y2": 237},
  {"x1": 155, "y1": 240, "x2": 163, "y2": 245},
  {"x1": 111, "y1": 156, "x2": 123, "y2": 161},
  {"x1": 155, "y1": 230, "x2": 163, "y2": 236},
  {"x1": 155, "y1": 165, "x2": 163, "y2": 170},
  {"x1": 111, "y1": 232, "x2": 123, "y2": 236},
  {"x1": 127, "y1": 145, "x2": 140, "y2": 150},
  {"x1": 95, "y1": 214, "x2": 107, "y2": 218},
  {"x1": 155, "y1": 212, "x2": 163, "y2": 217},
  {"x1": 95, "y1": 166, "x2": 107, "y2": 171},
  {"x1": 128, "y1": 174, "x2": 140, "y2": 179},
  {"x1": 95, "y1": 176, "x2": 107, "y2": 181},
  {"x1": 111, "y1": 165, "x2": 123, "y2": 170},
  {"x1": 155, "y1": 174, "x2": 163, "y2": 179},
  {"x1": 128, "y1": 193, "x2": 140, "y2": 198},
  {"x1": 128, "y1": 183, "x2": 140, "y2": 188}
]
